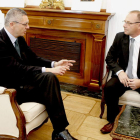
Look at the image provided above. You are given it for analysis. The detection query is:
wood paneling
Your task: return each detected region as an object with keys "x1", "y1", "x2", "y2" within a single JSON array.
[{"x1": 0, "y1": 7, "x2": 114, "y2": 92}]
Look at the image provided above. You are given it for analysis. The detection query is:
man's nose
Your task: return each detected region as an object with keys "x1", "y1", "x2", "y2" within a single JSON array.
[
  {"x1": 123, "y1": 23, "x2": 126, "y2": 28},
  {"x1": 26, "y1": 24, "x2": 29, "y2": 29}
]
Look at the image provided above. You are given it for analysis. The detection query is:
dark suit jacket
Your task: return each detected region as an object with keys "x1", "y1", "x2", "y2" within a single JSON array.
[
  {"x1": 106, "y1": 32, "x2": 140, "y2": 78},
  {"x1": 0, "y1": 28, "x2": 52, "y2": 88}
]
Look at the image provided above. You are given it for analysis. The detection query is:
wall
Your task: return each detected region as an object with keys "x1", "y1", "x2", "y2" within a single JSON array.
[
  {"x1": 25, "y1": 0, "x2": 107, "y2": 8},
  {"x1": 106, "y1": 0, "x2": 140, "y2": 55},
  {"x1": 0, "y1": 10, "x2": 4, "y2": 29}
]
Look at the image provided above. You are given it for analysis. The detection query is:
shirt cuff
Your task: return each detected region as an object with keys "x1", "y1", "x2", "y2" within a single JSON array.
[
  {"x1": 42, "y1": 61, "x2": 55, "y2": 73},
  {"x1": 42, "y1": 67, "x2": 46, "y2": 73},
  {"x1": 51, "y1": 61, "x2": 55, "y2": 68},
  {"x1": 116, "y1": 70, "x2": 124, "y2": 76}
]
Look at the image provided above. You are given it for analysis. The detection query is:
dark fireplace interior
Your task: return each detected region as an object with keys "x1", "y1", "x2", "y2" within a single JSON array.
[
  {"x1": 30, "y1": 37, "x2": 81, "y2": 73},
  {"x1": 29, "y1": 37, "x2": 101, "y2": 98}
]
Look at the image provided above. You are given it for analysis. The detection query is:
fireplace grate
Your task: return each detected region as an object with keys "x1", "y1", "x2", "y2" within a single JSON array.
[{"x1": 30, "y1": 37, "x2": 81, "y2": 73}]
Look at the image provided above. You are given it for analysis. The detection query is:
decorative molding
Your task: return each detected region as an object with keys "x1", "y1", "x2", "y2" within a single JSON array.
[
  {"x1": 24, "y1": 5, "x2": 106, "y2": 12},
  {"x1": 100, "y1": 9, "x2": 106, "y2": 12}
]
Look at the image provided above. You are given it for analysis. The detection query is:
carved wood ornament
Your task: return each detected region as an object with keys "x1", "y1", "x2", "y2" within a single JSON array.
[{"x1": 39, "y1": 0, "x2": 65, "y2": 10}]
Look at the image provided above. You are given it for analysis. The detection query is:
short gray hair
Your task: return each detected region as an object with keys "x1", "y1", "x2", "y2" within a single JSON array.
[{"x1": 5, "y1": 8, "x2": 27, "y2": 27}]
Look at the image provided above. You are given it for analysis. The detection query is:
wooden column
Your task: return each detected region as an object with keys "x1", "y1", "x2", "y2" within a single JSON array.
[{"x1": 88, "y1": 34, "x2": 106, "y2": 91}]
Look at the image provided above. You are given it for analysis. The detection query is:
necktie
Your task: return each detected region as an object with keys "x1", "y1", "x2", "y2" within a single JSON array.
[
  {"x1": 15, "y1": 39, "x2": 21, "y2": 57},
  {"x1": 127, "y1": 38, "x2": 135, "y2": 79}
]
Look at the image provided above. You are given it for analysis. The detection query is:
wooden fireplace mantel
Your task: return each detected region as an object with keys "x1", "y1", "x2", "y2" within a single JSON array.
[{"x1": 0, "y1": 7, "x2": 114, "y2": 92}]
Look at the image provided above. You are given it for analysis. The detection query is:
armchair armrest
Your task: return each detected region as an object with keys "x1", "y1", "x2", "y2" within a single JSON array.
[
  {"x1": 0, "y1": 86, "x2": 7, "y2": 94},
  {"x1": 0, "y1": 88, "x2": 27, "y2": 140}
]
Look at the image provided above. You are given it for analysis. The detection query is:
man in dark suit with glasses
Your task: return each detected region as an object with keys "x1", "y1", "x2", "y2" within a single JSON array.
[
  {"x1": 100, "y1": 10, "x2": 140, "y2": 134},
  {"x1": 0, "y1": 8, "x2": 77, "y2": 140}
]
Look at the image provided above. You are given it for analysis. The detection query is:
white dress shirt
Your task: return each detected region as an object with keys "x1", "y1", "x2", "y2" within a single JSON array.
[
  {"x1": 4, "y1": 27, "x2": 16, "y2": 47},
  {"x1": 117, "y1": 35, "x2": 140, "y2": 79}
]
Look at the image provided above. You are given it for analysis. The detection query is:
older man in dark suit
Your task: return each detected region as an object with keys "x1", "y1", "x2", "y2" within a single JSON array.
[
  {"x1": 0, "y1": 8, "x2": 77, "y2": 140},
  {"x1": 100, "y1": 10, "x2": 140, "y2": 134}
]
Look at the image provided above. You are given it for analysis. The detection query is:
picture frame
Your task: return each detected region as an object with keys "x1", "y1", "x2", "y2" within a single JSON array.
[
  {"x1": 81, "y1": 0, "x2": 95, "y2": 1},
  {"x1": 71, "y1": 0, "x2": 102, "y2": 12}
]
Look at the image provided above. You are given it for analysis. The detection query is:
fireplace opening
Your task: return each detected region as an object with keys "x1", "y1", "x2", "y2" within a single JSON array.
[{"x1": 30, "y1": 37, "x2": 81, "y2": 73}]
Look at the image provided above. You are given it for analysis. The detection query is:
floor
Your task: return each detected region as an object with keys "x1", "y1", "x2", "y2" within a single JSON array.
[
  {"x1": 60, "y1": 82, "x2": 102, "y2": 99},
  {"x1": 27, "y1": 91, "x2": 112, "y2": 140}
]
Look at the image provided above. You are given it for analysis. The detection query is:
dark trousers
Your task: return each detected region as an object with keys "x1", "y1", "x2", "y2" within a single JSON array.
[
  {"x1": 16, "y1": 72, "x2": 69, "y2": 133},
  {"x1": 104, "y1": 76, "x2": 129, "y2": 123}
]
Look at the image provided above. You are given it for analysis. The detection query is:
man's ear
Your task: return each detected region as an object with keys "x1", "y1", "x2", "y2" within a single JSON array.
[{"x1": 9, "y1": 22, "x2": 14, "y2": 29}]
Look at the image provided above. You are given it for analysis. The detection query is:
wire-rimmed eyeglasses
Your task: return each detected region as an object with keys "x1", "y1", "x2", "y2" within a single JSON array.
[
  {"x1": 12, "y1": 21, "x2": 29, "y2": 27},
  {"x1": 122, "y1": 20, "x2": 140, "y2": 25}
]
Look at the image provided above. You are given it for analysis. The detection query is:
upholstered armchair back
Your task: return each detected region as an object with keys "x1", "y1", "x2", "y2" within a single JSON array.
[{"x1": 0, "y1": 87, "x2": 48, "y2": 140}]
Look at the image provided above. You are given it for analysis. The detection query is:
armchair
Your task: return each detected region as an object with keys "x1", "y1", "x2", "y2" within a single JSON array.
[
  {"x1": 0, "y1": 87, "x2": 48, "y2": 140},
  {"x1": 100, "y1": 66, "x2": 140, "y2": 118}
]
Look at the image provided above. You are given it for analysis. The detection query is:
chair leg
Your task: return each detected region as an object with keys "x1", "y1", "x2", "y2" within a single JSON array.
[
  {"x1": 100, "y1": 100, "x2": 105, "y2": 118},
  {"x1": 118, "y1": 105, "x2": 122, "y2": 112},
  {"x1": 100, "y1": 90, "x2": 106, "y2": 118}
]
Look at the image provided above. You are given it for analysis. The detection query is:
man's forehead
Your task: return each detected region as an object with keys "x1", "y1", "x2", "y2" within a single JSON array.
[
  {"x1": 125, "y1": 13, "x2": 138, "y2": 21},
  {"x1": 21, "y1": 15, "x2": 29, "y2": 22},
  {"x1": 126, "y1": 13, "x2": 137, "y2": 19}
]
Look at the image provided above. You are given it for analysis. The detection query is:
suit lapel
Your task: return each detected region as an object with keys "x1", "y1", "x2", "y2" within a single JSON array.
[
  {"x1": 1, "y1": 28, "x2": 21, "y2": 59},
  {"x1": 122, "y1": 34, "x2": 129, "y2": 68},
  {"x1": 121, "y1": 34, "x2": 140, "y2": 78}
]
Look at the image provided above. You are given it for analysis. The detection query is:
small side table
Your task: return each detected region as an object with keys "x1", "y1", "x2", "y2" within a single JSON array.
[{"x1": 110, "y1": 105, "x2": 140, "y2": 140}]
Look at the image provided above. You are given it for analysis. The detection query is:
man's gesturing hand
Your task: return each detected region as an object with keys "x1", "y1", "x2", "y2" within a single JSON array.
[
  {"x1": 54, "y1": 60, "x2": 76, "y2": 70},
  {"x1": 45, "y1": 59, "x2": 76, "y2": 75},
  {"x1": 45, "y1": 66, "x2": 68, "y2": 76},
  {"x1": 46, "y1": 60, "x2": 76, "y2": 75},
  {"x1": 118, "y1": 71, "x2": 129, "y2": 87}
]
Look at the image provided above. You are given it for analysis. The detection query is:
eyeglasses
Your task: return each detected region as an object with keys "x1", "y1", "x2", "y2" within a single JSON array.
[
  {"x1": 122, "y1": 20, "x2": 140, "y2": 25},
  {"x1": 12, "y1": 21, "x2": 29, "y2": 27}
]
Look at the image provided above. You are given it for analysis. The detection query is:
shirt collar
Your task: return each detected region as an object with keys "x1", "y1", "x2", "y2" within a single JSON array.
[
  {"x1": 130, "y1": 35, "x2": 140, "y2": 43},
  {"x1": 4, "y1": 27, "x2": 17, "y2": 45}
]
